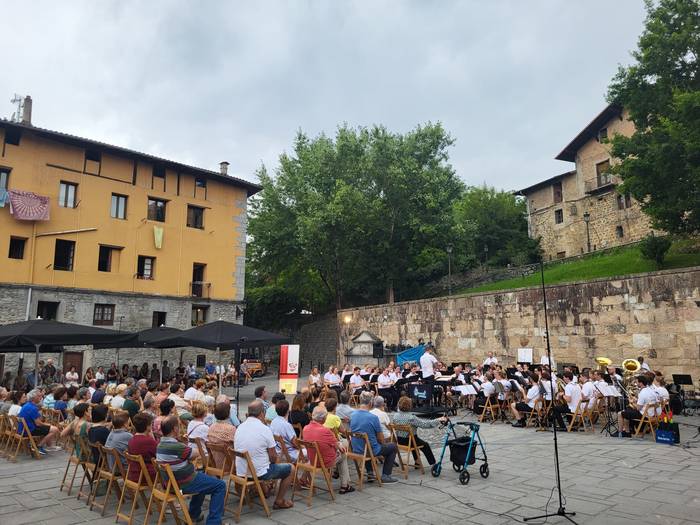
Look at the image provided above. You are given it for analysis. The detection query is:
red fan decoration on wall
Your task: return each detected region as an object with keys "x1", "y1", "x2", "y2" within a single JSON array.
[{"x1": 8, "y1": 190, "x2": 50, "y2": 221}]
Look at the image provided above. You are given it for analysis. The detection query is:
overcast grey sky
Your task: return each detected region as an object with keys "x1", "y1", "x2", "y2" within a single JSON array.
[{"x1": 2, "y1": 1, "x2": 646, "y2": 191}]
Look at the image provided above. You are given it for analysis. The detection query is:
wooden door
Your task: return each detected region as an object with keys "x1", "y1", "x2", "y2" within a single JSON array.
[{"x1": 63, "y1": 352, "x2": 84, "y2": 381}]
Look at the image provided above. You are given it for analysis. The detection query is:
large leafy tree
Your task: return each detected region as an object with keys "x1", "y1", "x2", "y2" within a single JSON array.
[
  {"x1": 247, "y1": 123, "x2": 463, "y2": 318},
  {"x1": 607, "y1": 0, "x2": 700, "y2": 233}
]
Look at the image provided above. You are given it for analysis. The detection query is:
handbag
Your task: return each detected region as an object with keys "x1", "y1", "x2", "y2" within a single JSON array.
[{"x1": 655, "y1": 421, "x2": 680, "y2": 445}]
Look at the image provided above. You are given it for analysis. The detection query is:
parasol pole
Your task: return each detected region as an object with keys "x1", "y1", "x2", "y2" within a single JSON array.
[{"x1": 34, "y1": 344, "x2": 41, "y2": 388}]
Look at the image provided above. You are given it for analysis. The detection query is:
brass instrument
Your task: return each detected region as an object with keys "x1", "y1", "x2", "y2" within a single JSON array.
[
  {"x1": 595, "y1": 356, "x2": 612, "y2": 371},
  {"x1": 622, "y1": 358, "x2": 641, "y2": 407}
]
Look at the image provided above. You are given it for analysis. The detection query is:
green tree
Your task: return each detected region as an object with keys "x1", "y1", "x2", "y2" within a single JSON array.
[
  {"x1": 452, "y1": 186, "x2": 541, "y2": 268},
  {"x1": 639, "y1": 234, "x2": 673, "y2": 267},
  {"x1": 607, "y1": 0, "x2": 700, "y2": 234}
]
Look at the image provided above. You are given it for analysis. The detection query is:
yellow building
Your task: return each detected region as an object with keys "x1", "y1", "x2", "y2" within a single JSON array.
[{"x1": 0, "y1": 97, "x2": 260, "y2": 375}]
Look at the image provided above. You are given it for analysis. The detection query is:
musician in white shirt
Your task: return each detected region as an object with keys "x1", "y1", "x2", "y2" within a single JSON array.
[
  {"x1": 377, "y1": 368, "x2": 397, "y2": 410},
  {"x1": 483, "y1": 352, "x2": 498, "y2": 367},
  {"x1": 638, "y1": 356, "x2": 651, "y2": 372},
  {"x1": 349, "y1": 368, "x2": 367, "y2": 394},
  {"x1": 552, "y1": 371, "x2": 581, "y2": 429},
  {"x1": 340, "y1": 364, "x2": 353, "y2": 380},
  {"x1": 308, "y1": 367, "x2": 322, "y2": 388},
  {"x1": 510, "y1": 373, "x2": 541, "y2": 427},
  {"x1": 617, "y1": 375, "x2": 657, "y2": 437},
  {"x1": 652, "y1": 374, "x2": 669, "y2": 411},
  {"x1": 419, "y1": 346, "x2": 439, "y2": 405},
  {"x1": 579, "y1": 371, "x2": 597, "y2": 410}
]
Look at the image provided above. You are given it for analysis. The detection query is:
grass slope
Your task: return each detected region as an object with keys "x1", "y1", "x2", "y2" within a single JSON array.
[{"x1": 457, "y1": 239, "x2": 700, "y2": 295}]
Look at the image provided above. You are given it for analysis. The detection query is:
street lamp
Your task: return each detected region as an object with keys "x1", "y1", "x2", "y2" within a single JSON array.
[
  {"x1": 583, "y1": 211, "x2": 591, "y2": 253},
  {"x1": 446, "y1": 244, "x2": 453, "y2": 296}
]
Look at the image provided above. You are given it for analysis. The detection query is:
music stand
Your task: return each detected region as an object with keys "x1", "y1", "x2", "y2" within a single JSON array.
[{"x1": 672, "y1": 374, "x2": 693, "y2": 386}]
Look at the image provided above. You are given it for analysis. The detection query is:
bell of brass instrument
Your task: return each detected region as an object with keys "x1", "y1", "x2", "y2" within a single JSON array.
[
  {"x1": 595, "y1": 356, "x2": 612, "y2": 371},
  {"x1": 622, "y1": 358, "x2": 641, "y2": 405}
]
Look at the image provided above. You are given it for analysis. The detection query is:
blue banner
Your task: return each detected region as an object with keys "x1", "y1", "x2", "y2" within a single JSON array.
[{"x1": 397, "y1": 344, "x2": 425, "y2": 366}]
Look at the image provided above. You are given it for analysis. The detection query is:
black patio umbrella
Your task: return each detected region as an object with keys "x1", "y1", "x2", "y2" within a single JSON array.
[
  {"x1": 0, "y1": 319, "x2": 136, "y2": 387},
  {"x1": 149, "y1": 320, "x2": 290, "y2": 410},
  {"x1": 93, "y1": 326, "x2": 182, "y2": 383}
]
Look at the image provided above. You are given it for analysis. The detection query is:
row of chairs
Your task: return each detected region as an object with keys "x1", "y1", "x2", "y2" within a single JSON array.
[{"x1": 0, "y1": 414, "x2": 44, "y2": 461}]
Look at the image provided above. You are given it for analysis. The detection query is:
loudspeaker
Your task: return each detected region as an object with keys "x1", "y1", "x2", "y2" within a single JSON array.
[
  {"x1": 372, "y1": 342, "x2": 384, "y2": 358},
  {"x1": 196, "y1": 354, "x2": 206, "y2": 368}
]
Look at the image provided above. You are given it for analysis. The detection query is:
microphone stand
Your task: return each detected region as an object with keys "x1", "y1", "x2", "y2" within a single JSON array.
[{"x1": 524, "y1": 262, "x2": 577, "y2": 524}]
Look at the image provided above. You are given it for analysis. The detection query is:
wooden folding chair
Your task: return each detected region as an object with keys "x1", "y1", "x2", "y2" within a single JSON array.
[
  {"x1": 273, "y1": 435, "x2": 293, "y2": 463},
  {"x1": 89, "y1": 445, "x2": 126, "y2": 515},
  {"x1": 8, "y1": 416, "x2": 42, "y2": 461},
  {"x1": 116, "y1": 452, "x2": 153, "y2": 525},
  {"x1": 59, "y1": 433, "x2": 91, "y2": 495},
  {"x1": 526, "y1": 398, "x2": 544, "y2": 428},
  {"x1": 567, "y1": 399, "x2": 592, "y2": 432},
  {"x1": 292, "y1": 423, "x2": 304, "y2": 439},
  {"x1": 145, "y1": 461, "x2": 194, "y2": 525},
  {"x1": 633, "y1": 403, "x2": 659, "y2": 439},
  {"x1": 344, "y1": 431, "x2": 383, "y2": 490},
  {"x1": 478, "y1": 396, "x2": 500, "y2": 423},
  {"x1": 229, "y1": 450, "x2": 271, "y2": 523},
  {"x1": 389, "y1": 424, "x2": 423, "y2": 478},
  {"x1": 291, "y1": 438, "x2": 335, "y2": 507},
  {"x1": 0, "y1": 414, "x2": 13, "y2": 457},
  {"x1": 77, "y1": 436, "x2": 98, "y2": 502},
  {"x1": 205, "y1": 442, "x2": 231, "y2": 479}
]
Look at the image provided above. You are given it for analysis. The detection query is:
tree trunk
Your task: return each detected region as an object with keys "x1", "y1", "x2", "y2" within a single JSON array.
[{"x1": 386, "y1": 279, "x2": 395, "y2": 304}]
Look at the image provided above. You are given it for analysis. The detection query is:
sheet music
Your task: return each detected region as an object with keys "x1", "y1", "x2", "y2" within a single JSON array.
[
  {"x1": 452, "y1": 385, "x2": 477, "y2": 396},
  {"x1": 603, "y1": 386, "x2": 621, "y2": 397}
]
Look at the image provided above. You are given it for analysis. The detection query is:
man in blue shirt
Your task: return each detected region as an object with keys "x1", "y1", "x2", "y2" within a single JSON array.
[
  {"x1": 18, "y1": 389, "x2": 60, "y2": 454},
  {"x1": 349, "y1": 391, "x2": 398, "y2": 484}
]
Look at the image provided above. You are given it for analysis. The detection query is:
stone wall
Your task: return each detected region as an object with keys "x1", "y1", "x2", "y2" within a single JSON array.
[
  {"x1": 299, "y1": 314, "x2": 338, "y2": 373},
  {"x1": 0, "y1": 283, "x2": 243, "y2": 375},
  {"x1": 337, "y1": 267, "x2": 700, "y2": 379}
]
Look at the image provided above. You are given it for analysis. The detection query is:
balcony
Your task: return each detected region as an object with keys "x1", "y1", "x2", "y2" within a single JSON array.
[
  {"x1": 190, "y1": 281, "x2": 211, "y2": 299},
  {"x1": 584, "y1": 177, "x2": 617, "y2": 195}
]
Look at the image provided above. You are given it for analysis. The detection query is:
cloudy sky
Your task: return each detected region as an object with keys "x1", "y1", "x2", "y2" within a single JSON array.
[{"x1": 2, "y1": 1, "x2": 646, "y2": 191}]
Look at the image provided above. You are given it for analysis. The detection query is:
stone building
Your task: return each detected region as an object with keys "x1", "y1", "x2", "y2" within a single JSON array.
[
  {"x1": 0, "y1": 97, "x2": 260, "y2": 376},
  {"x1": 517, "y1": 104, "x2": 655, "y2": 260}
]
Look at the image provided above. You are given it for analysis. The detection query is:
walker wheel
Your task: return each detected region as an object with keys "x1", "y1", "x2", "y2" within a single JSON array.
[
  {"x1": 480, "y1": 464, "x2": 489, "y2": 478},
  {"x1": 459, "y1": 471, "x2": 470, "y2": 485},
  {"x1": 452, "y1": 463, "x2": 463, "y2": 472},
  {"x1": 431, "y1": 464, "x2": 441, "y2": 477}
]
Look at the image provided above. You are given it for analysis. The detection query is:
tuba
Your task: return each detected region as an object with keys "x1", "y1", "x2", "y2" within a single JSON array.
[
  {"x1": 595, "y1": 356, "x2": 612, "y2": 371},
  {"x1": 622, "y1": 358, "x2": 641, "y2": 405}
]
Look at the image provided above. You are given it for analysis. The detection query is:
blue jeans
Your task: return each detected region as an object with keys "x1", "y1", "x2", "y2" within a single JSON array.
[
  {"x1": 182, "y1": 472, "x2": 226, "y2": 525},
  {"x1": 258, "y1": 462, "x2": 292, "y2": 481}
]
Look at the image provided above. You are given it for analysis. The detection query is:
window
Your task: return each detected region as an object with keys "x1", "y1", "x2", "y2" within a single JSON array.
[
  {"x1": 4, "y1": 128, "x2": 21, "y2": 146},
  {"x1": 93, "y1": 304, "x2": 115, "y2": 326},
  {"x1": 556, "y1": 251, "x2": 566, "y2": 259},
  {"x1": 625, "y1": 193, "x2": 632, "y2": 208},
  {"x1": 58, "y1": 181, "x2": 78, "y2": 208},
  {"x1": 617, "y1": 194, "x2": 625, "y2": 210},
  {"x1": 153, "y1": 165, "x2": 166, "y2": 178},
  {"x1": 84, "y1": 150, "x2": 101, "y2": 175},
  {"x1": 53, "y1": 239, "x2": 75, "y2": 271},
  {"x1": 552, "y1": 181, "x2": 563, "y2": 204},
  {"x1": 192, "y1": 263, "x2": 206, "y2": 297},
  {"x1": 98, "y1": 245, "x2": 121, "y2": 272},
  {"x1": 111, "y1": 194, "x2": 127, "y2": 219},
  {"x1": 596, "y1": 160, "x2": 612, "y2": 187},
  {"x1": 598, "y1": 128, "x2": 608, "y2": 142},
  {"x1": 37, "y1": 301, "x2": 59, "y2": 320},
  {"x1": 195, "y1": 177, "x2": 206, "y2": 188},
  {"x1": 137, "y1": 255, "x2": 155, "y2": 279},
  {"x1": 8, "y1": 237, "x2": 26, "y2": 259},
  {"x1": 616, "y1": 226, "x2": 624, "y2": 238},
  {"x1": 152, "y1": 311, "x2": 167, "y2": 328},
  {"x1": 147, "y1": 198, "x2": 167, "y2": 222},
  {"x1": 0, "y1": 169, "x2": 8, "y2": 190},
  {"x1": 554, "y1": 209, "x2": 563, "y2": 224},
  {"x1": 85, "y1": 150, "x2": 101, "y2": 163},
  {"x1": 187, "y1": 205, "x2": 204, "y2": 229},
  {"x1": 191, "y1": 305, "x2": 209, "y2": 327}
]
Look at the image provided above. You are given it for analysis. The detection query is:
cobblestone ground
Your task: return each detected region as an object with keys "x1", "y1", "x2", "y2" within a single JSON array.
[{"x1": 1, "y1": 375, "x2": 699, "y2": 525}]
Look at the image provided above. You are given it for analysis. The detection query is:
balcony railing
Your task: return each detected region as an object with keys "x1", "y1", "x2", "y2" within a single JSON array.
[
  {"x1": 584, "y1": 177, "x2": 617, "y2": 194},
  {"x1": 190, "y1": 281, "x2": 211, "y2": 298}
]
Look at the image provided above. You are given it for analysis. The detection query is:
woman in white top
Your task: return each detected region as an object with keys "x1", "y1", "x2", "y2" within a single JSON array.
[
  {"x1": 8, "y1": 391, "x2": 26, "y2": 416},
  {"x1": 110, "y1": 384, "x2": 127, "y2": 409},
  {"x1": 187, "y1": 401, "x2": 210, "y2": 442},
  {"x1": 308, "y1": 367, "x2": 322, "y2": 388},
  {"x1": 65, "y1": 366, "x2": 80, "y2": 388},
  {"x1": 95, "y1": 366, "x2": 105, "y2": 380}
]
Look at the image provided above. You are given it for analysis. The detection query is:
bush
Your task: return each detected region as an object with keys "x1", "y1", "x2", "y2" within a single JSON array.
[{"x1": 639, "y1": 235, "x2": 672, "y2": 268}]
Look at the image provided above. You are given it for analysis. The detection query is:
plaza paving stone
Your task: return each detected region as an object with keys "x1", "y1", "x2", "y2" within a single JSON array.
[{"x1": 1, "y1": 375, "x2": 699, "y2": 525}]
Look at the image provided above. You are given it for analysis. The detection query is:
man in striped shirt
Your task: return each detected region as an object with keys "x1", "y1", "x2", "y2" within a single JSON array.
[{"x1": 156, "y1": 416, "x2": 226, "y2": 525}]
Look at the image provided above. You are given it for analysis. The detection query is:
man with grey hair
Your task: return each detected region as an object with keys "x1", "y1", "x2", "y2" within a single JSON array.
[
  {"x1": 349, "y1": 391, "x2": 398, "y2": 483},
  {"x1": 303, "y1": 405, "x2": 354, "y2": 493},
  {"x1": 234, "y1": 400, "x2": 295, "y2": 509},
  {"x1": 18, "y1": 389, "x2": 60, "y2": 454},
  {"x1": 205, "y1": 394, "x2": 241, "y2": 427},
  {"x1": 370, "y1": 396, "x2": 392, "y2": 439}
]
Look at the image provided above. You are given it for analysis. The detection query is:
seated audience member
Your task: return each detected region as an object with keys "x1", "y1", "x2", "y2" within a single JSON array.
[
  {"x1": 350, "y1": 391, "x2": 398, "y2": 483},
  {"x1": 0, "y1": 388, "x2": 11, "y2": 414},
  {"x1": 369, "y1": 396, "x2": 392, "y2": 439},
  {"x1": 127, "y1": 412, "x2": 157, "y2": 482},
  {"x1": 336, "y1": 391, "x2": 355, "y2": 429},
  {"x1": 111, "y1": 384, "x2": 127, "y2": 409},
  {"x1": 91, "y1": 380, "x2": 107, "y2": 404},
  {"x1": 208, "y1": 402, "x2": 236, "y2": 469},
  {"x1": 269, "y1": 399, "x2": 299, "y2": 462},
  {"x1": 53, "y1": 386, "x2": 69, "y2": 419},
  {"x1": 391, "y1": 396, "x2": 443, "y2": 466},
  {"x1": 168, "y1": 383, "x2": 191, "y2": 418},
  {"x1": 42, "y1": 386, "x2": 57, "y2": 409},
  {"x1": 304, "y1": 405, "x2": 354, "y2": 494},
  {"x1": 204, "y1": 394, "x2": 241, "y2": 427},
  {"x1": 289, "y1": 394, "x2": 310, "y2": 435},
  {"x1": 61, "y1": 402, "x2": 90, "y2": 456},
  {"x1": 184, "y1": 379, "x2": 206, "y2": 403},
  {"x1": 122, "y1": 386, "x2": 142, "y2": 419},
  {"x1": 266, "y1": 392, "x2": 286, "y2": 421},
  {"x1": 154, "y1": 383, "x2": 170, "y2": 407},
  {"x1": 255, "y1": 385, "x2": 270, "y2": 411},
  {"x1": 8, "y1": 391, "x2": 26, "y2": 417},
  {"x1": 18, "y1": 388, "x2": 60, "y2": 454},
  {"x1": 233, "y1": 400, "x2": 295, "y2": 509},
  {"x1": 157, "y1": 416, "x2": 226, "y2": 524},
  {"x1": 153, "y1": 398, "x2": 174, "y2": 439},
  {"x1": 105, "y1": 410, "x2": 133, "y2": 468},
  {"x1": 87, "y1": 404, "x2": 111, "y2": 464},
  {"x1": 187, "y1": 401, "x2": 210, "y2": 443},
  {"x1": 323, "y1": 397, "x2": 342, "y2": 438}
]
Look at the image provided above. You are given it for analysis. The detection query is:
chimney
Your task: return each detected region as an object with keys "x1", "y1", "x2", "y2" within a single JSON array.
[
  {"x1": 22, "y1": 96, "x2": 32, "y2": 125},
  {"x1": 219, "y1": 161, "x2": 229, "y2": 176}
]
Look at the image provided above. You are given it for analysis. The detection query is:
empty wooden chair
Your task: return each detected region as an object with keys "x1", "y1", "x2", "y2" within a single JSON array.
[
  {"x1": 89, "y1": 445, "x2": 126, "y2": 515},
  {"x1": 478, "y1": 395, "x2": 500, "y2": 424}
]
